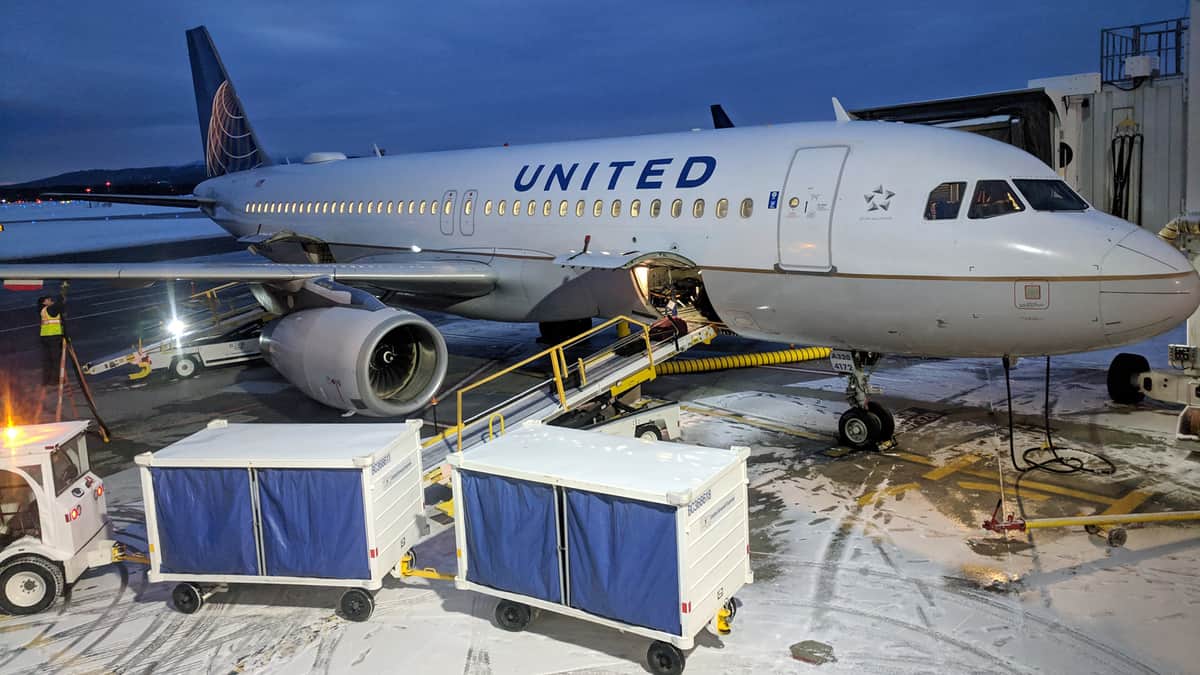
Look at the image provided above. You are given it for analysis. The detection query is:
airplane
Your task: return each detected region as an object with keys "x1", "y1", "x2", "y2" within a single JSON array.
[{"x1": 3, "y1": 26, "x2": 1197, "y2": 450}]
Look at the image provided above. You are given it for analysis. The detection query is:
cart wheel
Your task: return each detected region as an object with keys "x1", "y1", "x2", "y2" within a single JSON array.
[
  {"x1": 647, "y1": 640, "x2": 686, "y2": 675},
  {"x1": 339, "y1": 588, "x2": 374, "y2": 622},
  {"x1": 494, "y1": 600, "x2": 532, "y2": 632},
  {"x1": 171, "y1": 583, "x2": 203, "y2": 614},
  {"x1": 171, "y1": 356, "x2": 199, "y2": 379},
  {"x1": 635, "y1": 423, "x2": 664, "y2": 441},
  {"x1": 1084, "y1": 524, "x2": 1100, "y2": 536},
  {"x1": 724, "y1": 596, "x2": 738, "y2": 620},
  {"x1": 1107, "y1": 528, "x2": 1128, "y2": 548},
  {"x1": 0, "y1": 556, "x2": 62, "y2": 615}
]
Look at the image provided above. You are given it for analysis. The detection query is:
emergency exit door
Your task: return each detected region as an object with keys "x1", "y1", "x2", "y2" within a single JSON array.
[
  {"x1": 439, "y1": 190, "x2": 457, "y2": 235},
  {"x1": 777, "y1": 146, "x2": 848, "y2": 272}
]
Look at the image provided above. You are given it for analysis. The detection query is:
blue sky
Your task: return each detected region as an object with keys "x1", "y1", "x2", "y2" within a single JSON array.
[{"x1": 0, "y1": 0, "x2": 1185, "y2": 183}]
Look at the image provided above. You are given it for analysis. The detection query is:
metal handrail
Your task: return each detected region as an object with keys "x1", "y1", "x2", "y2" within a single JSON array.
[{"x1": 451, "y1": 315, "x2": 653, "y2": 452}]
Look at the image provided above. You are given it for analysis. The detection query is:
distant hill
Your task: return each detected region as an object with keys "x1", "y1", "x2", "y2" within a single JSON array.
[{"x1": 0, "y1": 163, "x2": 209, "y2": 202}]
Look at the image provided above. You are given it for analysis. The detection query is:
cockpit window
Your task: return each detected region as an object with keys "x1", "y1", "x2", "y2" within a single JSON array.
[
  {"x1": 924, "y1": 182, "x2": 966, "y2": 220},
  {"x1": 1013, "y1": 179, "x2": 1088, "y2": 212},
  {"x1": 968, "y1": 180, "x2": 1025, "y2": 219}
]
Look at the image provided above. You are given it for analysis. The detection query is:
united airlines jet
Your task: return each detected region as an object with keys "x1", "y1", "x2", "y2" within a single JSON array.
[{"x1": 4, "y1": 26, "x2": 1197, "y2": 449}]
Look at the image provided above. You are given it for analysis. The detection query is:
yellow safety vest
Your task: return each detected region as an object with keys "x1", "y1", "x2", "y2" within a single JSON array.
[{"x1": 40, "y1": 306, "x2": 62, "y2": 337}]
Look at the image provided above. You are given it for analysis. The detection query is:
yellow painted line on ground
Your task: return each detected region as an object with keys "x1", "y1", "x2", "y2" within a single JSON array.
[
  {"x1": 681, "y1": 404, "x2": 826, "y2": 441},
  {"x1": 1102, "y1": 489, "x2": 1152, "y2": 516},
  {"x1": 957, "y1": 481, "x2": 1051, "y2": 502},
  {"x1": 857, "y1": 482, "x2": 920, "y2": 507},
  {"x1": 892, "y1": 451, "x2": 1115, "y2": 505},
  {"x1": 922, "y1": 453, "x2": 983, "y2": 481},
  {"x1": 891, "y1": 451, "x2": 936, "y2": 466}
]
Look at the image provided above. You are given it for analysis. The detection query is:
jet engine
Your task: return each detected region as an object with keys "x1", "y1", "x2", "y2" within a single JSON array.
[{"x1": 259, "y1": 306, "x2": 447, "y2": 417}]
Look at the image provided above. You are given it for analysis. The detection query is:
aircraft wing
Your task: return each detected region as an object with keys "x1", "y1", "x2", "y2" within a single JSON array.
[
  {"x1": 0, "y1": 259, "x2": 497, "y2": 298},
  {"x1": 42, "y1": 192, "x2": 216, "y2": 209}
]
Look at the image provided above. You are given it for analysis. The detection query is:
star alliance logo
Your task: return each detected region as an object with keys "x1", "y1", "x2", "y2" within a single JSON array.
[{"x1": 864, "y1": 185, "x2": 895, "y2": 211}]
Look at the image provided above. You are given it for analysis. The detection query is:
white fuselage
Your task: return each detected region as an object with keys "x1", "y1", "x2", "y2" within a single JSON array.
[{"x1": 197, "y1": 120, "x2": 1200, "y2": 357}]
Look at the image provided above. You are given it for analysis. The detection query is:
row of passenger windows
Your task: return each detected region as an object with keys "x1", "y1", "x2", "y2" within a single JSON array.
[{"x1": 244, "y1": 197, "x2": 755, "y2": 220}]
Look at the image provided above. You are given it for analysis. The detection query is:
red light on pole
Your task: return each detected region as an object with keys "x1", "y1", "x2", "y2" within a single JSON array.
[{"x1": 85, "y1": 187, "x2": 92, "y2": 193}]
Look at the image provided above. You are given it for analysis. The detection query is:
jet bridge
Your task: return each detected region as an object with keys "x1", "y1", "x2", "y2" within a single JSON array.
[{"x1": 421, "y1": 316, "x2": 717, "y2": 464}]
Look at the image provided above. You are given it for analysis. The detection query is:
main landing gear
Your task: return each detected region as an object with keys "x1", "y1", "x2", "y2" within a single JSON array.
[{"x1": 832, "y1": 350, "x2": 895, "y2": 451}]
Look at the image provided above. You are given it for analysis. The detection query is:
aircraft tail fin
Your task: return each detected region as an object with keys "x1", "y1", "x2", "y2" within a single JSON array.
[
  {"x1": 186, "y1": 26, "x2": 271, "y2": 177},
  {"x1": 710, "y1": 104, "x2": 735, "y2": 129}
]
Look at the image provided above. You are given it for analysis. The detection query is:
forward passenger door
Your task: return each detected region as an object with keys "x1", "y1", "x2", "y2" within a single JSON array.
[{"x1": 777, "y1": 146, "x2": 848, "y2": 272}]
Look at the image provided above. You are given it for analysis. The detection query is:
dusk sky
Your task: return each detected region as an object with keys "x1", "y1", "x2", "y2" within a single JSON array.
[{"x1": 0, "y1": 1, "x2": 1185, "y2": 184}]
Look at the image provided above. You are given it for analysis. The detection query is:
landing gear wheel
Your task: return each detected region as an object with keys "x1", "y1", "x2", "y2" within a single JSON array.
[
  {"x1": 1107, "y1": 528, "x2": 1128, "y2": 548},
  {"x1": 339, "y1": 588, "x2": 374, "y2": 622},
  {"x1": 1084, "y1": 524, "x2": 1101, "y2": 535},
  {"x1": 1107, "y1": 353, "x2": 1149, "y2": 404},
  {"x1": 494, "y1": 599, "x2": 532, "y2": 632},
  {"x1": 171, "y1": 355, "x2": 199, "y2": 379},
  {"x1": 635, "y1": 423, "x2": 664, "y2": 441},
  {"x1": 0, "y1": 557, "x2": 61, "y2": 615},
  {"x1": 646, "y1": 640, "x2": 686, "y2": 675},
  {"x1": 867, "y1": 401, "x2": 895, "y2": 442},
  {"x1": 839, "y1": 408, "x2": 881, "y2": 450},
  {"x1": 171, "y1": 583, "x2": 203, "y2": 614}
]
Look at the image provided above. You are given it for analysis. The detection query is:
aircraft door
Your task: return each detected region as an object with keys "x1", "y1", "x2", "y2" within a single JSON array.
[
  {"x1": 777, "y1": 146, "x2": 848, "y2": 272},
  {"x1": 461, "y1": 189, "x2": 477, "y2": 235},
  {"x1": 439, "y1": 189, "x2": 457, "y2": 235}
]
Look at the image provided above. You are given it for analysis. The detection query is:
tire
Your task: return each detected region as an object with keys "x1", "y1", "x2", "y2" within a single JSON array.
[
  {"x1": 1107, "y1": 528, "x2": 1128, "y2": 548},
  {"x1": 340, "y1": 588, "x2": 374, "y2": 622},
  {"x1": 172, "y1": 355, "x2": 199, "y2": 379},
  {"x1": 867, "y1": 401, "x2": 895, "y2": 441},
  {"x1": 1084, "y1": 524, "x2": 1100, "y2": 535},
  {"x1": 172, "y1": 583, "x2": 203, "y2": 614},
  {"x1": 646, "y1": 640, "x2": 686, "y2": 675},
  {"x1": 494, "y1": 599, "x2": 532, "y2": 632},
  {"x1": 1107, "y1": 353, "x2": 1149, "y2": 404},
  {"x1": 724, "y1": 597, "x2": 738, "y2": 620},
  {"x1": 838, "y1": 408, "x2": 881, "y2": 450},
  {"x1": 0, "y1": 557, "x2": 61, "y2": 615},
  {"x1": 635, "y1": 423, "x2": 664, "y2": 441}
]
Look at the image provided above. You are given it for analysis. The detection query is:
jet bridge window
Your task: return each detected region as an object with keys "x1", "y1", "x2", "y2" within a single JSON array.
[
  {"x1": 968, "y1": 180, "x2": 1025, "y2": 219},
  {"x1": 1012, "y1": 179, "x2": 1088, "y2": 212},
  {"x1": 924, "y1": 182, "x2": 966, "y2": 220}
]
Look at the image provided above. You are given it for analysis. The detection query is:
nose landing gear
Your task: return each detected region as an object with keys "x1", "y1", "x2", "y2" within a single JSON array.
[{"x1": 832, "y1": 350, "x2": 895, "y2": 450}]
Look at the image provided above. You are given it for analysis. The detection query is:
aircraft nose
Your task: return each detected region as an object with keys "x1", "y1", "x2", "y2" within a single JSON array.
[{"x1": 1099, "y1": 227, "x2": 1200, "y2": 346}]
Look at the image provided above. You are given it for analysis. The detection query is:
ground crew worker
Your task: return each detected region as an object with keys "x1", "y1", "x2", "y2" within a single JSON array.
[{"x1": 38, "y1": 295, "x2": 64, "y2": 385}]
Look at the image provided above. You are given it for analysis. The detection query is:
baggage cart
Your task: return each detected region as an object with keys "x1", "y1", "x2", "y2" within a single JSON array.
[
  {"x1": 135, "y1": 419, "x2": 424, "y2": 621},
  {"x1": 447, "y1": 422, "x2": 752, "y2": 674}
]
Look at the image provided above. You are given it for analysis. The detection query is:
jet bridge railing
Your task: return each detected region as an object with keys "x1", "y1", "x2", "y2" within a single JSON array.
[{"x1": 424, "y1": 315, "x2": 656, "y2": 453}]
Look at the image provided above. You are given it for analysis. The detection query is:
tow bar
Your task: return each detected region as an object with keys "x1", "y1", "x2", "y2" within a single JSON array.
[{"x1": 982, "y1": 499, "x2": 1200, "y2": 547}]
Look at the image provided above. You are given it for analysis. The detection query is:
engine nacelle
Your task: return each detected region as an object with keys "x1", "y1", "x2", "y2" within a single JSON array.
[{"x1": 260, "y1": 306, "x2": 447, "y2": 417}]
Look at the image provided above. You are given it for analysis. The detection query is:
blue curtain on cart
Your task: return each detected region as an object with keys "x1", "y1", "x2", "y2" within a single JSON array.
[
  {"x1": 257, "y1": 468, "x2": 370, "y2": 579},
  {"x1": 565, "y1": 489, "x2": 680, "y2": 635},
  {"x1": 151, "y1": 467, "x2": 258, "y2": 575},
  {"x1": 461, "y1": 471, "x2": 561, "y2": 602}
]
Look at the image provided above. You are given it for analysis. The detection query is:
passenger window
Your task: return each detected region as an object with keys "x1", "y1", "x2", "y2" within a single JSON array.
[
  {"x1": 739, "y1": 198, "x2": 753, "y2": 218},
  {"x1": 575, "y1": 200, "x2": 585, "y2": 217},
  {"x1": 367, "y1": 201, "x2": 374, "y2": 214},
  {"x1": 340, "y1": 202, "x2": 347, "y2": 214},
  {"x1": 715, "y1": 198, "x2": 728, "y2": 218},
  {"x1": 512, "y1": 199, "x2": 521, "y2": 216},
  {"x1": 650, "y1": 199, "x2": 662, "y2": 218},
  {"x1": 526, "y1": 200, "x2": 536, "y2": 216},
  {"x1": 968, "y1": 180, "x2": 1025, "y2": 219},
  {"x1": 408, "y1": 200, "x2": 416, "y2": 214},
  {"x1": 464, "y1": 199, "x2": 473, "y2": 215},
  {"x1": 692, "y1": 199, "x2": 704, "y2": 218},
  {"x1": 419, "y1": 200, "x2": 427, "y2": 214},
  {"x1": 386, "y1": 201, "x2": 393, "y2": 214},
  {"x1": 376, "y1": 200, "x2": 384, "y2": 214},
  {"x1": 357, "y1": 201, "x2": 365, "y2": 214},
  {"x1": 593, "y1": 200, "x2": 604, "y2": 217},
  {"x1": 670, "y1": 198, "x2": 682, "y2": 218},
  {"x1": 924, "y1": 182, "x2": 966, "y2": 220},
  {"x1": 498, "y1": 200, "x2": 507, "y2": 216},
  {"x1": 325, "y1": 202, "x2": 332, "y2": 214},
  {"x1": 244, "y1": 203, "x2": 250, "y2": 213},
  {"x1": 484, "y1": 199, "x2": 493, "y2": 215},
  {"x1": 543, "y1": 200, "x2": 552, "y2": 217},
  {"x1": 432, "y1": 199, "x2": 440, "y2": 215},
  {"x1": 559, "y1": 200, "x2": 568, "y2": 217},
  {"x1": 444, "y1": 198, "x2": 453, "y2": 214},
  {"x1": 611, "y1": 200, "x2": 621, "y2": 217},
  {"x1": 630, "y1": 199, "x2": 641, "y2": 217}
]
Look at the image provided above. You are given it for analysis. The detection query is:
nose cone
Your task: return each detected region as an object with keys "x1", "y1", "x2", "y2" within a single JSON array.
[{"x1": 1099, "y1": 227, "x2": 1200, "y2": 346}]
